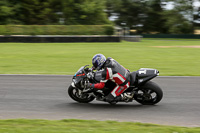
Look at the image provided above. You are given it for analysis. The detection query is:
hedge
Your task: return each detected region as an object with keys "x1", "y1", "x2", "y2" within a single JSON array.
[{"x1": 0, "y1": 25, "x2": 114, "y2": 35}]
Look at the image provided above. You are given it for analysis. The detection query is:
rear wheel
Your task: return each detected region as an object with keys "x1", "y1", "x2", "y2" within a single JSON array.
[
  {"x1": 68, "y1": 85, "x2": 95, "y2": 103},
  {"x1": 135, "y1": 81, "x2": 163, "y2": 105}
]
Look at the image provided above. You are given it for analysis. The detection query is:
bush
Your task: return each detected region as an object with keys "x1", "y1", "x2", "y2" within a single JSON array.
[
  {"x1": 103, "y1": 25, "x2": 114, "y2": 35},
  {"x1": 0, "y1": 25, "x2": 114, "y2": 35}
]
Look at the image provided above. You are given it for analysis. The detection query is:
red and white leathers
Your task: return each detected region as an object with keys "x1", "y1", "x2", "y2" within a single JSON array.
[{"x1": 91, "y1": 57, "x2": 130, "y2": 99}]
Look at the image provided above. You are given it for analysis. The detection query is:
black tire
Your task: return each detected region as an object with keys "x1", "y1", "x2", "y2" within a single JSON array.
[
  {"x1": 68, "y1": 85, "x2": 95, "y2": 103},
  {"x1": 135, "y1": 81, "x2": 163, "y2": 105}
]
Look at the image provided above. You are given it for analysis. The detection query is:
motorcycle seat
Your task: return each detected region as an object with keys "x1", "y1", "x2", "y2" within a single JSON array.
[{"x1": 130, "y1": 72, "x2": 136, "y2": 86}]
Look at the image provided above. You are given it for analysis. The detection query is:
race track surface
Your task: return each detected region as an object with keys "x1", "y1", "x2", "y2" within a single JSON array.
[{"x1": 0, "y1": 75, "x2": 200, "y2": 127}]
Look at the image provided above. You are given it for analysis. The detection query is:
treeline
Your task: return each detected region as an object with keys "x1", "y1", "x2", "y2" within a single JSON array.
[
  {"x1": 0, "y1": 0, "x2": 110, "y2": 25},
  {"x1": 0, "y1": 0, "x2": 200, "y2": 34},
  {"x1": 107, "y1": 0, "x2": 200, "y2": 34}
]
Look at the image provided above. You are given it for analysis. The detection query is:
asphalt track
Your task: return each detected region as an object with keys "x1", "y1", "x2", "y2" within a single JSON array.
[{"x1": 0, "y1": 75, "x2": 200, "y2": 127}]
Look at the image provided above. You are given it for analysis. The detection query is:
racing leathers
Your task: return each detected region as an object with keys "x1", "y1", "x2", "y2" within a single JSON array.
[{"x1": 90, "y1": 57, "x2": 130, "y2": 102}]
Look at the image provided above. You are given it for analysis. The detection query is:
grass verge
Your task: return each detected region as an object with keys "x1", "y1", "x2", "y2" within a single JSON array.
[
  {"x1": 0, "y1": 119, "x2": 200, "y2": 133},
  {"x1": 0, "y1": 40, "x2": 199, "y2": 76}
]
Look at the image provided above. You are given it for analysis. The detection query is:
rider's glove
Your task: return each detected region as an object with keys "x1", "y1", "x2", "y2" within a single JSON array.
[
  {"x1": 86, "y1": 82, "x2": 93, "y2": 88},
  {"x1": 83, "y1": 83, "x2": 94, "y2": 93}
]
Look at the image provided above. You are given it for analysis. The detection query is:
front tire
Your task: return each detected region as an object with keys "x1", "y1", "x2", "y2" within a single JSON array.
[
  {"x1": 135, "y1": 81, "x2": 163, "y2": 105},
  {"x1": 68, "y1": 85, "x2": 95, "y2": 103}
]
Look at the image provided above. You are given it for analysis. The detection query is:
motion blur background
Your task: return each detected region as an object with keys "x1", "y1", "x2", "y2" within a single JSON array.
[{"x1": 0, "y1": 0, "x2": 200, "y2": 36}]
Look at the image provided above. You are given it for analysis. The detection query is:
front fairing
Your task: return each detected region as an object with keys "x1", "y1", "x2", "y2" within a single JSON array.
[
  {"x1": 72, "y1": 75, "x2": 85, "y2": 85},
  {"x1": 74, "y1": 66, "x2": 84, "y2": 77},
  {"x1": 72, "y1": 66, "x2": 87, "y2": 86}
]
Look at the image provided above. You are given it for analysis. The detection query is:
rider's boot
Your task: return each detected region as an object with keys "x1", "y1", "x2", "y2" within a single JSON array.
[
  {"x1": 114, "y1": 94, "x2": 124, "y2": 101},
  {"x1": 105, "y1": 94, "x2": 124, "y2": 104}
]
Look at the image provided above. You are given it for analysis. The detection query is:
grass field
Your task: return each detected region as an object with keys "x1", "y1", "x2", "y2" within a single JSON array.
[
  {"x1": 0, "y1": 39, "x2": 200, "y2": 76},
  {"x1": 0, "y1": 119, "x2": 200, "y2": 133}
]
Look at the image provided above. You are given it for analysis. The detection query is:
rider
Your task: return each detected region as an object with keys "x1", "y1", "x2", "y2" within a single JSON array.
[{"x1": 86, "y1": 54, "x2": 130, "y2": 103}]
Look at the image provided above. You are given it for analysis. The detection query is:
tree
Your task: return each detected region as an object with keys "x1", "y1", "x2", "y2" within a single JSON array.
[
  {"x1": 143, "y1": 0, "x2": 194, "y2": 34},
  {"x1": 18, "y1": 0, "x2": 58, "y2": 25},
  {"x1": 108, "y1": 0, "x2": 145, "y2": 28},
  {"x1": 163, "y1": 10, "x2": 193, "y2": 34},
  {"x1": 18, "y1": 0, "x2": 59, "y2": 25},
  {"x1": 0, "y1": 0, "x2": 21, "y2": 24},
  {"x1": 0, "y1": 0, "x2": 111, "y2": 25},
  {"x1": 194, "y1": 7, "x2": 200, "y2": 27},
  {"x1": 62, "y1": 0, "x2": 110, "y2": 25},
  {"x1": 107, "y1": 0, "x2": 166, "y2": 33},
  {"x1": 142, "y1": 0, "x2": 167, "y2": 33},
  {"x1": 165, "y1": 0, "x2": 194, "y2": 33},
  {"x1": 108, "y1": 0, "x2": 195, "y2": 34}
]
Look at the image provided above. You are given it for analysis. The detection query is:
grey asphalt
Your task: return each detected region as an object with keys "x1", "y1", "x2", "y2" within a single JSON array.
[{"x1": 0, "y1": 75, "x2": 200, "y2": 127}]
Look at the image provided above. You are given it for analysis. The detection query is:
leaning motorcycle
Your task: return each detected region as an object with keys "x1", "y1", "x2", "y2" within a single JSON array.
[{"x1": 68, "y1": 65, "x2": 163, "y2": 105}]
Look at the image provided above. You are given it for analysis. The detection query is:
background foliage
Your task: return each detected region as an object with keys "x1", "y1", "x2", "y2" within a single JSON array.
[
  {"x1": 106, "y1": 0, "x2": 198, "y2": 34},
  {"x1": 0, "y1": 0, "x2": 200, "y2": 34}
]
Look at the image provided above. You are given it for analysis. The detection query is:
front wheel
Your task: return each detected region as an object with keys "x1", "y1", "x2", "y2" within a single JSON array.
[
  {"x1": 68, "y1": 85, "x2": 95, "y2": 103},
  {"x1": 134, "y1": 81, "x2": 163, "y2": 105}
]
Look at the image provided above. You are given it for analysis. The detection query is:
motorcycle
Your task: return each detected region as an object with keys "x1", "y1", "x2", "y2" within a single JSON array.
[{"x1": 68, "y1": 65, "x2": 163, "y2": 105}]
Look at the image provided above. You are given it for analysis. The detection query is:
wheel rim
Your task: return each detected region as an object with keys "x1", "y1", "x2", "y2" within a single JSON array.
[
  {"x1": 72, "y1": 88, "x2": 92, "y2": 100},
  {"x1": 137, "y1": 89, "x2": 158, "y2": 103}
]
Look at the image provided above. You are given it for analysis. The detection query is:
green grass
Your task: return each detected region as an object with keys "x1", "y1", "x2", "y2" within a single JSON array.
[
  {"x1": 0, "y1": 40, "x2": 200, "y2": 76},
  {"x1": 0, "y1": 119, "x2": 200, "y2": 133}
]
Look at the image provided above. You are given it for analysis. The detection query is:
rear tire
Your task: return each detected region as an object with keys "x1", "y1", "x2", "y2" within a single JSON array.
[
  {"x1": 68, "y1": 85, "x2": 95, "y2": 103},
  {"x1": 135, "y1": 81, "x2": 163, "y2": 105}
]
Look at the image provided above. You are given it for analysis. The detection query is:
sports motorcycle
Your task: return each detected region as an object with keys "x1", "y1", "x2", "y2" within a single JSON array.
[{"x1": 68, "y1": 65, "x2": 163, "y2": 105}]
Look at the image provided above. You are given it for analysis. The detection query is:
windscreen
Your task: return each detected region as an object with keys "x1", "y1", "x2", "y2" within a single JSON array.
[{"x1": 74, "y1": 66, "x2": 84, "y2": 76}]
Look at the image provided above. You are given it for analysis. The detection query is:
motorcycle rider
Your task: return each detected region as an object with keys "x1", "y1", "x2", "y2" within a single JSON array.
[{"x1": 86, "y1": 54, "x2": 130, "y2": 103}]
